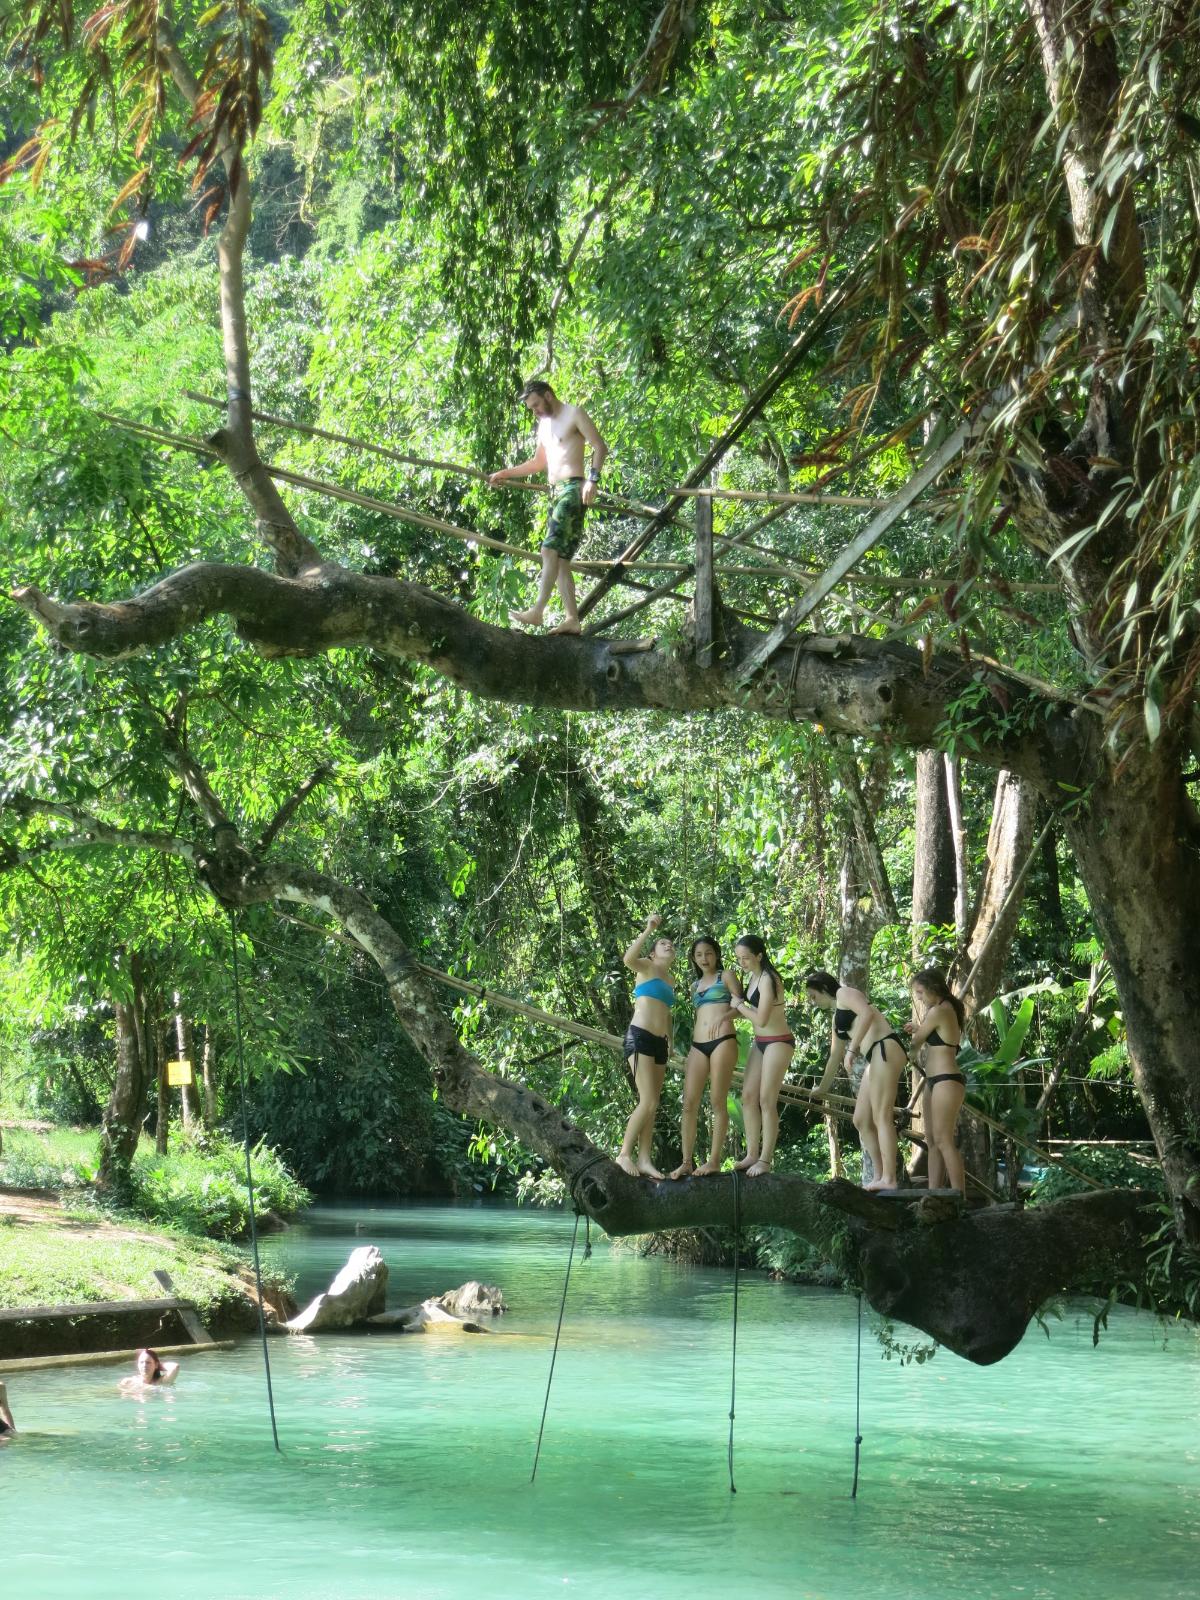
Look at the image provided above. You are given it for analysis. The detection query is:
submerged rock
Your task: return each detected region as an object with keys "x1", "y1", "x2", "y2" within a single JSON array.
[{"x1": 435, "y1": 1281, "x2": 506, "y2": 1317}]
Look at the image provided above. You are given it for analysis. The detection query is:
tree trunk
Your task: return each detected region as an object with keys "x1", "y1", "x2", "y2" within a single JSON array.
[
  {"x1": 155, "y1": 1016, "x2": 169, "y2": 1155},
  {"x1": 200, "y1": 1026, "x2": 218, "y2": 1132},
  {"x1": 952, "y1": 770, "x2": 1039, "y2": 1021},
  {"x1": 944, "y1": 755, "x2": 969, "y2": 942},
  {"x1": 98, "y1": 953, "x2": 151, "y2": 1190},
  {"x1": 172, "y1": 998, "x2": 202, "y2": 1129},
  {"x1": 911, "y1": 748, "x2": 956, "y2": 955},
  {"x1": 1065, "y1": 754, "x2": 1200, "y2": 1245}
]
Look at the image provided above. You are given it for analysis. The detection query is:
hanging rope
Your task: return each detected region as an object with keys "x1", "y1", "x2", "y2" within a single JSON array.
[
  {"x1": 228, "y1": 910, "x2": 282, "y2": 1453},
  {"x1": 530, "y1": 1210, "x2": 581, "y2": 1484},
  {"x1": 850, "y1": 1291, "x2": 863, "y2": 1499},
  {"x1": 727, "y1": 1166, "x2": 741, "y2": 1494}
]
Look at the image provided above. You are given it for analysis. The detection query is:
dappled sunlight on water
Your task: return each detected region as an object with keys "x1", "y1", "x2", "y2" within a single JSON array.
[{"x1": 3, "y1": 1202, "x2": 1198, "y2": 1599}]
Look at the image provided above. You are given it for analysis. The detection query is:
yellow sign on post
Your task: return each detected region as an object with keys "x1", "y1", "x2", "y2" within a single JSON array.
[{"x1": 166, "y1": 1058, "x2": 193, "y2": 1087}]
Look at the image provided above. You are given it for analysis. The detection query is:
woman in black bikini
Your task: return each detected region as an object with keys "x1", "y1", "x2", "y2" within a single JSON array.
[
  {"x1": 730, "y1": 935, "x2": 794, "y2": 1177},
  {"x1": 805, "y1": 969, "x2": 907, "y2": 1191},
  {"x1": 616, "y1": 914, "x2": 676, "y2": 1180},
  {"x1": 905, "y1": 968, "x2": 966, "y2": 1194},
  {"x1": 669, "y1": 936, "x2": 743, "y2": 1179}
]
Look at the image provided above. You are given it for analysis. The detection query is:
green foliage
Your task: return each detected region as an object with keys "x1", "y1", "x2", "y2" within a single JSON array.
[
  {"x1": 0, "y1": 1123, "x2": 310, "y2": 1238},
  {"x1": 1030, "y1": 1146, "x2": 1163, "y2": 1206}
]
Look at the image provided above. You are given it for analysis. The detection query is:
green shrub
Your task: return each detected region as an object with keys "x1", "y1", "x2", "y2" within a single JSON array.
[
  {"x1": 129, "y1": 1134, "x2": 311, "y2": 1240},
  {"x1": 0, "y1": 1126, "x2": 98, "y2": 1189}
]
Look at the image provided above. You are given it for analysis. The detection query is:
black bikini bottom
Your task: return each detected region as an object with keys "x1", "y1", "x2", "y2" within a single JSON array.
[
  {"x1": 866, "y1": 1032, "x2": 907, "y2": 1064},
  {"x1": 927, "y1": 1072, "x2": 966, "y2": 1088},
  {"x1": 625, "y1": 1024, "x2": 669, "y2": 1065},
  {"x1": 693, "y1": 1034, "x2": 736, "y2": 1059}
]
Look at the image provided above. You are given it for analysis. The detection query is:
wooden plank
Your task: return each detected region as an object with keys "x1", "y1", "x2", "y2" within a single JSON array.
[
  {"x1": 693, "y1": 489, "x2": 715, "y2": 668},
  {"x1": 0, "y1": 1296, "x2": 190, "y2": 1324},
  {"x1": 153, "y1": 1269, "x2": 215, "y2": 1345},
  {"x1": 733, "y1": 416, "x2": 982, "y2": 685},
  {"x1": 0, "y1": 1340, "x2": 235, "y2": 1375}
]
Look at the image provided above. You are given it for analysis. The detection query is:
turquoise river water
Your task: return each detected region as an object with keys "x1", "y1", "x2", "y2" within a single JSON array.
[{"x1": 2, "y1": 1201, "x2": 1198, "y2": 1599}]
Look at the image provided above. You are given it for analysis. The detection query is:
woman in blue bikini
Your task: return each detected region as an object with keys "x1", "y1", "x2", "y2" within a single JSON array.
[
  {"x1": 669, "y1": 936, "x2": 743, "y2": 1179},
  {"x1": 616, "y1": 914, "x2": 676, "y2": 1179}
]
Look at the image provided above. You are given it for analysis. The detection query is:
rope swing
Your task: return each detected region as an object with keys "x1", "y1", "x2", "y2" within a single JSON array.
[
  {"x1": 851, "y1": 1291, "x2": 864, "y2": 1499},
  {"x1": 727, "y1": 1166, "x2": 741, "y2": 1495},
  {"x1": 228, "y1": 910, "x2": 282, "y2": 1454},
  {"x1": 530, "y1": 1210, "x2": 581, "y2": 1484}
]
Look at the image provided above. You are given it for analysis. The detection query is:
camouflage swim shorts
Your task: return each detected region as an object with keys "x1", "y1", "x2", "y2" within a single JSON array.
[{"x1": 542, "y1": 477, "x2": 586, "y2": 558}]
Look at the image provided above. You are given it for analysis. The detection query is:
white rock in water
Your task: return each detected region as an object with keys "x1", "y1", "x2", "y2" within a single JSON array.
[{"x1": 285, "y1": 1245, "x2": 389, "y2": 1333}]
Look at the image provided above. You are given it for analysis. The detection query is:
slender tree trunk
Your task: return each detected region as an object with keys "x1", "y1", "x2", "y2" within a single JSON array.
[
  {"x1": 952, "y1": 770, "x2": 1039, "y2": 1021},
  {"x1": 173, "y1": 997, "x2": 201, "y2": 1129},
  {"x1": 155, "y1": 1015, "x2": 169, "y2": 1155},
  {"x1": 98, "y1": 952, "x2": 151, "y2": 1189},
  {"x1": 944, "y1": 755, "x2": 969, "y2": 942},
  {"x1": 200, "y1": 1026, "x2": 218, "y2": 1132},
  {"x1": 911, "y1": 748, "x2": 956, "y2": 956}
]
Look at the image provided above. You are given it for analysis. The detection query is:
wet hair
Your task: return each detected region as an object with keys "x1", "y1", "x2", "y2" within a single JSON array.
[
  {"x1": 803, "y1": 969, "x2": 840, "y2": 1000},
  {"x1": 688, "y1": 935, "x2": 724, "y2": 982},
  {"x1": 139, "y1": 1347, "x2": 164, "y2": 1382},
  {"x1": 519, "y1": 378, "x2": 555, "y2": 400},
  {"x1": 735, "y1": 935, "x2": 785, "y2": 994},
  {"x1": 911, "y1": 967, "x2": 966, "y2": 1029}
]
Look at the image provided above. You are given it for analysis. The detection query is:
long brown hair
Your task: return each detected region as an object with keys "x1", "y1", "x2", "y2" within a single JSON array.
[{"x1": 911, "y1": 968, "x2": 965, "y2": 1029}]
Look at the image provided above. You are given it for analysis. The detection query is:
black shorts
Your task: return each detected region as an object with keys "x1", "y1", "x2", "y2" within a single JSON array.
[{"x1": 625, "y1": 1024, "x2": 669, "y2": 1065}]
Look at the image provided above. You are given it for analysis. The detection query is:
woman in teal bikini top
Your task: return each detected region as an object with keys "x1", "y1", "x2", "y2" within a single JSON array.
[{"x1": 668, "y1": 938, "x2": 742, "y2": 1180}]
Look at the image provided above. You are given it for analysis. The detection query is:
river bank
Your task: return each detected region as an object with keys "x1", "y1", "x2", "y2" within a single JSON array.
[{"x1": 0, "y1": 1183, "x2": 294, "y2": 1356}]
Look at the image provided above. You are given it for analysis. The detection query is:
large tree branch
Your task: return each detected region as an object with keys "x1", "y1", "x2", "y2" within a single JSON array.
[{"x1": 9, "y1": 563, "x2": 1095, "y2": 791}]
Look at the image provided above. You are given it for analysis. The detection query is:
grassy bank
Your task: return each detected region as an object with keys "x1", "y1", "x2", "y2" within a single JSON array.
[
  {"x1": 0, "y1": 1123, "x2": 310, "y2": 1240},
  {"x1": 0, "y1": 1194, "x2": 261, "y2": 1323}
]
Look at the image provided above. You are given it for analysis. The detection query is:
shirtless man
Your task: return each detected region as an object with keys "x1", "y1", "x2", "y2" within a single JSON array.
[{"x1": 487, "y1": 379, "x2": 608, "y2": 634}]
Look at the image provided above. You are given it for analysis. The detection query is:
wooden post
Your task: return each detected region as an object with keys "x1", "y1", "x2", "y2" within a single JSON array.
[{"x1": 694, "y1": 487, "x2": 714, "y2": 667}]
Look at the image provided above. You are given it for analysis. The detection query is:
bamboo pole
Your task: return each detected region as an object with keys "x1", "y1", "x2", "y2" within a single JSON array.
[
  {"x1": 182, "y1": 393, "x2": 887, "y2": 509},
  {"x1": 668, "y1": 485, "x2": 884, "y2": 507},
  {"x1": 96, "y1": 413, "x2": 830, "y2": 584},
  {"x1": 101, "y1": 410, "x2": 1058, "y2": 601},
  {"x1": 183, "y1": 390, "x2": 663, "y2": 519}
]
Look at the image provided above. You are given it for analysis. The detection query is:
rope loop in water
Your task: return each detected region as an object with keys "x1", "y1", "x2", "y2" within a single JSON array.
[
  {"x1": 851, "y1": 1290, "x2": 863, "y2": 1499},
  {"x1": 229, "y1": 909, "x2": 282, "y2": 1454},
  {"x1": 530, "y1": 1209, "x2": 581, "y2": 1484},
  {"x1": 728, "y1": 1166, "x2": 741, "y2": 1495}
]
